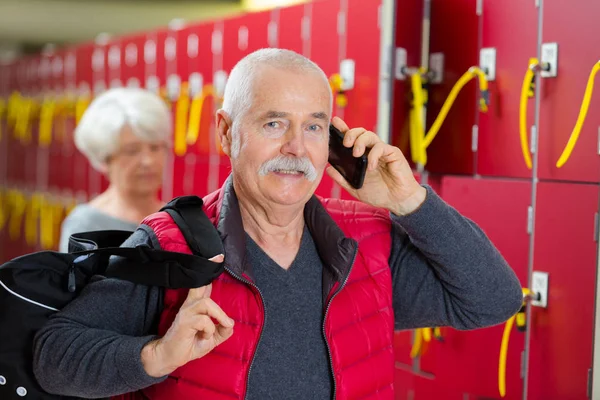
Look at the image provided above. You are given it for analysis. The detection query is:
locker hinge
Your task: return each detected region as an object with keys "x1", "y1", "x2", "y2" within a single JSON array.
[
  {"x1": 530, "y1": 126, "x2": 538, "y2": 154},
  {"x1": 527, "y1": 206, "x2": 534, "y2": 235},
  {"x1": 471, "y1": 125, "x2": 479, "y2": 152},
  {"x1": 535, "y1": 0, "x2": 540, "y2": 8},
  {"x1": 476, "y1": 0, "x2": 483, "y2": 16},
  {"x1": 594, "y1": 212, "x2": 599, "y2": 242},
  {"x1": 587, "y1": 368, "x2": 592, "y2": 399}
]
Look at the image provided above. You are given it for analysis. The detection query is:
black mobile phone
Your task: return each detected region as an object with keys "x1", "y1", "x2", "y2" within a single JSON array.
[{"x1": 328, "y1": 124, "x2": 369, "y2": 190}]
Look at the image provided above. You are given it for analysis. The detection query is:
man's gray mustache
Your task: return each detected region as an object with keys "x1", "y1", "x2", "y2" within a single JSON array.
[{"x1": 258, "y1": 155, "x2": 318, "y2": 182}]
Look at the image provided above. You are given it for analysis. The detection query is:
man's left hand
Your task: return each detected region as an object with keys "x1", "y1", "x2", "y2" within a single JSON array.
[{"x1": 326, "y1": 116, "x2": 427, "y2": 216}]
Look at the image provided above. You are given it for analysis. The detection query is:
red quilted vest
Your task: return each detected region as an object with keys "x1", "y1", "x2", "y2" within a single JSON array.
[{"x1": 139, "y1": 180, "x2": 396, "y2": 399}]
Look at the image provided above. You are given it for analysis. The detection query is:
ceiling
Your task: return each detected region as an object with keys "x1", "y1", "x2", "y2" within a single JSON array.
[{"x1": 0, "y1": 0, "x2": 309, "y2": 56}]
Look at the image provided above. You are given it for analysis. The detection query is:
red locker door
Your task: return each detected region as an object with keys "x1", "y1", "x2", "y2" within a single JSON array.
[
  {"x1": 527, "y1": 181, "x2": 599, "y2": 399},
  {"x1": 278, "y1": 3, "x2": 306, "y2": 56},
  {"x1": 477, "y1": 0, "x2": 538, "y2": 179},
  {"x1": 89, "y1": 41, "x2": 109, "y2": 198},
  {"x1": 425, "y1": 0, "x2": 479, "y2": 176},
  {"x1": 335, "y1": 0, "x2": 381, "y2": 202},
  {"x1": 72, "y1": 42, "x2": 95, "y2": 203},
  {"x1": 121, "y1": 33, "x2": 146, "y2": 89},
  {"x1": 44, "y1": 51, "x2": 66, "y2": 195},
  {"x1": 176, "y1": 22, "x2": 217, "y2": 198},
  {"x1": 419, "y1": 176, "x2": 530, "y2": 399},
  {"x1": 309, "y1": 0, "x2": 340, "y2": 199},
  {"x1": 537, "y1": 0, "x2": 600, "y2": 183}
]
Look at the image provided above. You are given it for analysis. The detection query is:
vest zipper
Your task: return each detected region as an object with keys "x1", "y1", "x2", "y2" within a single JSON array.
[
  {"x1": 322, "y1": 247, "x2": 358, "y2": 400},
  {"x1": 223, "y1": 266, "x2": 266, "y2": 400}
]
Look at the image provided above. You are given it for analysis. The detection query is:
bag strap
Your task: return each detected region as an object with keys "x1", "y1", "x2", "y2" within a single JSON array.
[
  {"x1": 69, "y1": 244, "x2": 223, "y2": 289},
  {"x1": 159, "y1": 196, "x2": 224, "y2": 258}
]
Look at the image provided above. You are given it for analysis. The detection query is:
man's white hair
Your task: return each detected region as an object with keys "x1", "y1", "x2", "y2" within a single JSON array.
[
  {"x1": 74, "y1": 87, "x2": 172, "y2": 171},
  {"x1": 221, "y1": 48, "x2": 332, "y2": 157}
]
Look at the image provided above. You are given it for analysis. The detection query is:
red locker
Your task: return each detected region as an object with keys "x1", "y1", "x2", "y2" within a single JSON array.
[
  {"x1": 23, "y1": 55, "x2": 40, "y2": 191},
  {"x1": 477, "y1": 0, "x2": 538, "y2": 178},
  {"x1": 43, "y1": 51, "x2": 66, "y2": 195},
  {"x1": 278, "y1": 3, "x2": 306, "y2": 56},
  {"x1": 394, "y1": 367, "x2": 464, "y2": 400},
  {"x1": 537, "y1": 0, "x2": 600, "y2": 183},
  {"x1": 121, "y1": 33, "x2": 146, "y2": 89},
  {"x1": 73, "y1": 42, "x2": 95, "y2": 202},
  {"x1": 171, "y1": 21, "x2": 217, "y2": 198},
  {"x1": 424, "y1": 0, "x2": 479, "y2": 175},
  {"x1": 527, "y1": 182, "x2": 599, "y2": 399},
  {"x1": 418, "y1": 176, "x2": 530, "y2": 399},
  {"x1": 308, "y1": 0, "x2": 341, "y2": 199},
  {"x1": 345, "y1": 0, "x2": 380, "y2": 133}
]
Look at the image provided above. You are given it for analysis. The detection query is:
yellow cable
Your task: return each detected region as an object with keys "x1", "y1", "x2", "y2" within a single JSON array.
[
  {"x1": 39, "y1": 97, "x2": 56, "y2": 147},
  {"x1": 556, "y1": 61, "x2": 600, "y2": 167},
  {"x1": 410, "y1": 328, "x2": 424, "y2": 359},
  {"x1": 422, "y1": 327, "x2": 432, "y2": 342},
  {"x1": 0, "y1": 98, "x2": 5, "y2": 141},
  {"x1": 0, "y1": 189, "x2": 6, "y2": 231},
  {"x1": 25, "y1": 193, "x2": 42, "y2": 247},
  {"x1": 186, "y1": 85, "x2": 215, "y2": 147},
  {"x1": 498, "y1": 288, "x2": 533, "y2": 398},
  {"x1": 8, "y1": 190, "x2": 26, "y2": 241},
  {"x1": 519, "y1": 58, "x2": 539, "y2": 170},
  {"x1": 75, "y1": 95, "x2": 91, "y2": 126},
  {"x1": 498, "y1": 314, "x2": 515, "y2": 398},
  {"x1": 7, "y1": 92, "x2": 21, "y2": 129},
  {"x1": 422, "y1": 66, "x2": 489, "y2": 149},
  {"x1": 174, "y1": 83, "x2": 191, "y2": 156},
  {"x1": 15, "y1": 96, "x2": 35, "y2": 144},
  {"x1": 409, "y1": 72, "x2": 427, "y2": 166}
]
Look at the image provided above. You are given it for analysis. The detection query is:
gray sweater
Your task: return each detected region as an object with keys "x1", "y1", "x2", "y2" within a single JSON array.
[
  {"x1": 33, "y1": 185, "x2": 523, "y2": 399},
  {"x1": 58, "y1": 204, "x2": 139, "y2": 252}
]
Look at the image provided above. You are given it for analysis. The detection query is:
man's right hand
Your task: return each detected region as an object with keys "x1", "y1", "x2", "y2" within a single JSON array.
[{"x1": 141, "y1": 255, "x2": 234, "y2": 378}]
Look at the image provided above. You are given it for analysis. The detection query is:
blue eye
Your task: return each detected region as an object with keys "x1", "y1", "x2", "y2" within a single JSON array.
[
  {"x1": 308, "y1": 125, "x2": 321, "y2": 132},
  {"x1": 266, "y1": 121, "x2": 280, "y2": 129}
]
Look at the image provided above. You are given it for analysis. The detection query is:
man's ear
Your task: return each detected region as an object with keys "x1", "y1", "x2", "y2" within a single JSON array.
[{"x1": 215, "y1": 109, "x2": 233, "y2": 157}]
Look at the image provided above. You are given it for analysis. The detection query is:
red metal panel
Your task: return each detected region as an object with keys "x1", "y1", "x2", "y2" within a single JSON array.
[
  {"x1": 537, "y1": 0, "x2": 600, "y2": 183},
  {"x1": 477, "y1": 0, "x2": 538, "y2": 178},
  {"x1": 418, "y1": 176, "x2": 530, "y2": 399},
  {"x1": 425, "y1": 0, "x2": 479, "y2": 175},
  {"x1": 527, "y1": 181, "x2": 599, "y2": 399}
]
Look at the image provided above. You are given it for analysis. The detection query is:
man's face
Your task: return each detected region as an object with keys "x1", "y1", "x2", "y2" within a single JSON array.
[
  {"x1": 105, "y1": 126, "x2": 168, "y2": 197},
  {"x1": 226, "y1": 66, "x2": 331, "y2": 207}
]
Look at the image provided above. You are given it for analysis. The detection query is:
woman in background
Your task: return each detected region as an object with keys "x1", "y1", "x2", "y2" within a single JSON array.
[{"x1": 58, "y1": 87, "x2": 171, "y2": 252}]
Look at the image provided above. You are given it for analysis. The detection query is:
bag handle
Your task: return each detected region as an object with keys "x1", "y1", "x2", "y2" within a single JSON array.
[
  {"x1": 159, "y1": 196, "x2": 224, "y2": 258},
  {"x1": 69, "y1": 244, "x2": 223, "y2": 289}
]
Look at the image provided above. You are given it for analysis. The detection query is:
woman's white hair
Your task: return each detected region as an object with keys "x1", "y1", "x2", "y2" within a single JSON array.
[
  {"x1": 74, "y1": 87, "x2": 172, "y2": 171},
  {"x1": 221, "y1": 48, "x2": 332, "y2": 157}
]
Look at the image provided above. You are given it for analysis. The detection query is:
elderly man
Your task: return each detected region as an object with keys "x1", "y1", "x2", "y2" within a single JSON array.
[{"x1": 33, "y1": 48, "x2": 522, "y2": 400}]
